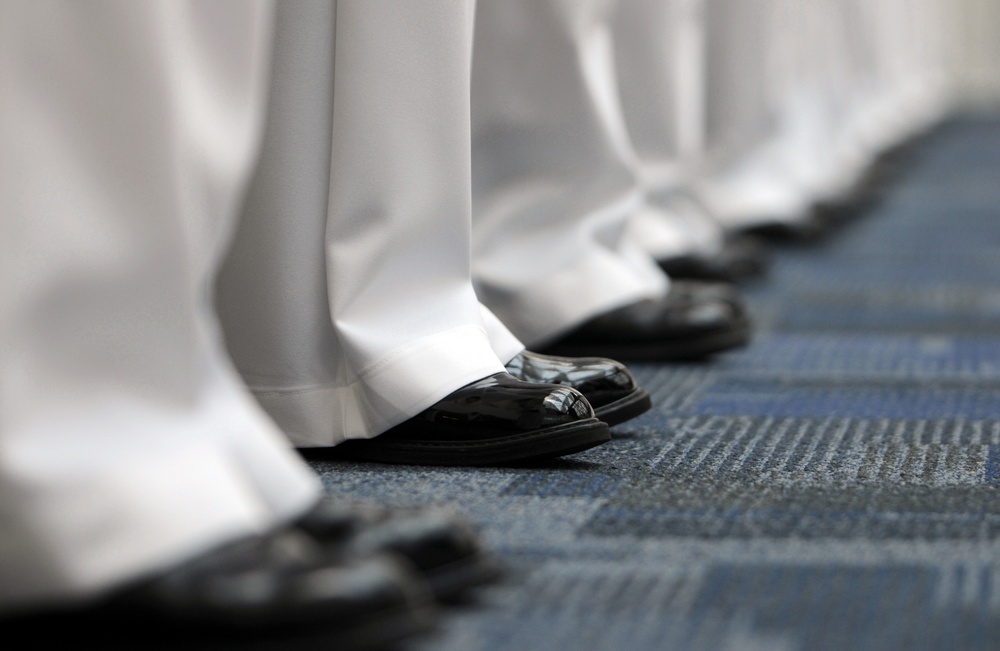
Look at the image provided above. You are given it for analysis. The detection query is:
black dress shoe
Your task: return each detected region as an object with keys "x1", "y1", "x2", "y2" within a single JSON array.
[
  {"x1": 813, "y1": 159, "x2": 893, "y2": 224},
  {"x1": 297, "y1": 500, "x2": 502, "y2": 601},
  {"x1": 657, "y1": 234, "x2": 770, "y2": 283},
  {"x1": 738, "y1": 211, "x2": 829, "y2": 243},
  {"x1": 505, "y1": 351, "x2": 650, "y2": 427},
  {"x1": 540, "y1": 281, "x2": 751, "y2": 361},
  {"x1": 327, "y1": 373, "x2": 610, "y2": 466},
  {"x1": 2, "y1": 530, "x2": 437, "y2": 650}
]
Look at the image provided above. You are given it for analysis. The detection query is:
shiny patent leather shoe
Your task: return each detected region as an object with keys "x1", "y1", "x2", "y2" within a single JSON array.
[
  {"x1": 2, "y1": 529, "x2": 437, "y2": 649},
  {"x1": 505, "y1": 351, "x2": 651, "y2": 427},
  {"x1": 657, "y1": 234, "x2": 770, "y2": 283},
  {"x1": 540, "y1": 281, "x2": 751, "y2": 362},
  {"x1": 297, "y1": 500, "x2": 502, "y2": 601},
  {"x1": 329, "y1": 373, "x2": 610, "y2": 466},
  {"x1": 738, "y1": 211, "x2": 830, "y2": 243},
  {"x1": 812, "y1": 160, "x2": 892, "y2": 225}
]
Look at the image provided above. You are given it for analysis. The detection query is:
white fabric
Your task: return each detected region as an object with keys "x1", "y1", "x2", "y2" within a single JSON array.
[
  {"x1": 216, "y1": 0, "x2": 509, "y2": 446},
  {"x1": 736, "y1": 0, "x2": 852, "y2": 205},
  {"x1": 470, "y1": 0, "x2": 669, "y2": 347},
  {"x1": 612, "y1": 0, "x2": 726, "y2": 261},
  {"x1": 701, "y1": 0, "x2": 860, "y2": 211},
  {"x1": 480, "y1": 305, "x2": 527, "y2": 365},
  {"x1": 958, "y1": 0, "x2": 1000, "y2": 101},
  {"x1": 691, "y1": 0, "x2": 815, "y2": 230},
  {"x1": 839, "y1": 0, "x2": 955, "y2": 159},
  {"x1": 1, "y1": 0, "x2": 320, "y2": 609},
  {"x1": 688, "y1": 0, "x2": 960, "y2": 231}
]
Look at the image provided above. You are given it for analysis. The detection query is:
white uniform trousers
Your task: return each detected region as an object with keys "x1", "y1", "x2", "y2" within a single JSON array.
[
  {"x1": 690, "y1": 0, "x2": 820, "y2": 231},
  {"x1": 611, "y1": 0, "x2": 727, "y2": 261},
  {"x1": 707, "y1": 0, "x2": 864, "y2": 211},
  {"x1": 696, "y1": 0, "x2": 957, "y2": 229},
  {"x1": 840, "y1": 0, "x2": 956, "y2": 161},
  {"x1": 958, "y1": 0, "x2": 1000, "y2": 101},
  {"x1": 471, "y1": 0, "x2": 668, "y2": 347},
  {"x1": 216, "y1": 0, "x2": 512, "y2": 447},
  {"x1": 1, "y1": 0, "x2": 319, "y2": 609}
]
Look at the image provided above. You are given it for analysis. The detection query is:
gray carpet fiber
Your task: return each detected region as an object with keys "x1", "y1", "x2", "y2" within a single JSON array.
[{"x1": 310, "y1": 115, "x2": 1000, "y2": 651}]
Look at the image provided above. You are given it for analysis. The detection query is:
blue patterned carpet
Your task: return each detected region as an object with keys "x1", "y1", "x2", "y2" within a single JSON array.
[{"x1": 311, "y1": 116, "x2": 1000, "y2": 651}]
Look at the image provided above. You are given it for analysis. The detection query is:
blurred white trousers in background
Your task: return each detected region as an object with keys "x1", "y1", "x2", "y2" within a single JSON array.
[
  {"x1": 1, "y1": 0, "x2": 319, "y2": 609},
  {"x1": 471, "y1": 0, "x2": 669, "y2": 347},
  {"x1": 216, "y1": 0, "x2": 519, "y2": 447}
]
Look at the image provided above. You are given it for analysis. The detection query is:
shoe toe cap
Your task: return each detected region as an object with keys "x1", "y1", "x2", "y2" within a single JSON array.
[{"x1": 540, "y1": 386, "x2": 594, "y2": 422}]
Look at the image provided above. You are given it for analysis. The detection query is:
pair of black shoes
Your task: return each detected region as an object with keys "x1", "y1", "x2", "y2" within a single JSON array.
[
  {"x1": 542, "y1": 280, "x2": 752, "y2": 362},
  {"x1": 330, "y1": 350, "x2": 650, "y2": 466},
  {"x1": 657, "y1": 234, "x2": 771, "y2": 283},
  {"x1": 329, "y1": 280, "x2": 750, "y2": 467},
  {"x1": 3, "y1": 500, "x2": 499, "y2": 649}
]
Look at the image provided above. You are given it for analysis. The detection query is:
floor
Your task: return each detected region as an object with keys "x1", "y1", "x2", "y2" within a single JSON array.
[{"x1": 312, "y1": 115, "x2": 1000, "y2": 651}]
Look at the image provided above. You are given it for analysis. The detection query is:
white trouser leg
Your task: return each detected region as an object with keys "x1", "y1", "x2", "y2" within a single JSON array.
[
  {"x1": 471, "y1": 0, "x2": 668, "y2": 347},
  {"x1": 611, "y1": 0, "x2": 725, "y2": 260},
  {"x1": 479, "y1": 305, "x2": 526, "y2": 365},
  {"x1": 762, "y1": 0, "x2": 856, "y2": 203},
  {"x1": 0, "y1": 0, "x2": 319, "y2": 609},
  {"x1": 217, "y1": 0, "x2": 506, "y2": 447},
  {"x1": 694, "y1": 0, "x2": 813, "y2": 229}
]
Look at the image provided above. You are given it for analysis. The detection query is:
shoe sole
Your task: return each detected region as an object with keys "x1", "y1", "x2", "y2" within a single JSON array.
[
  {"x1": 225, "y1": 600, "x2": 438, "y2": 651},
  {"x1": 543, "y1": 321, "x2": 751, "y2": 362},
  {"x1": 268, "y1": 600, "x2": 438, "y2": 651},
  {"x1": 8, "y1": 595, "x2": 439, "y2": 651},
  {"x1": 592, "y1": 388, "x2": 652, "y2": 428},
  {"x1": 330, "y1": 418, "x2": 611, "y2": 466}
]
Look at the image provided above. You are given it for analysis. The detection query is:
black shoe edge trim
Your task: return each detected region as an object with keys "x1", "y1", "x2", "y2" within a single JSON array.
[
  {"x1": 1, "y1": 594, "x2": 438, "y2": 651},
  {"x1": 330, "y1": 419, "x2": 611, "y2": 466},
  {"x1": 542, "y1": 322, "x2": 751, "y2": 362},
  {"x1": 423, "y1": 552, "x2": 504, "y2": 602},
  {"x1": 592, "y1": 388, "x2": 652, "y2": 428}
]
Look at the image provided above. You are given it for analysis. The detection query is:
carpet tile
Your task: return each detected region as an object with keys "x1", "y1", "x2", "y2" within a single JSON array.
[{"x1": 311, "y1": 115, "x2": 1000, "y2": 650}]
